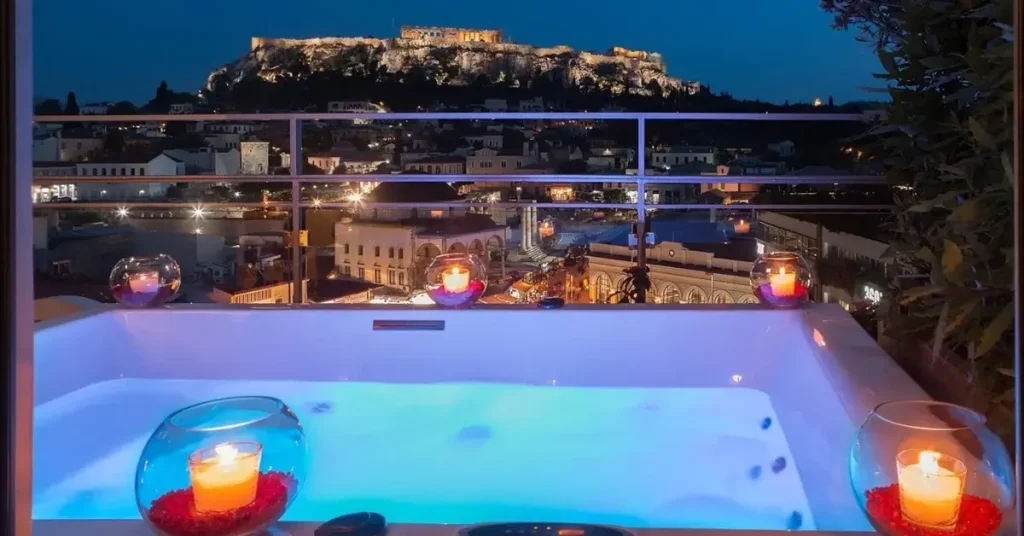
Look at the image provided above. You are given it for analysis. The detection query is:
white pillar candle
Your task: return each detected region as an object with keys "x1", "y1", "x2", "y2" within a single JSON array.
[{"x1": 897, "y1": 449, "x2": 966, "y2": 529}]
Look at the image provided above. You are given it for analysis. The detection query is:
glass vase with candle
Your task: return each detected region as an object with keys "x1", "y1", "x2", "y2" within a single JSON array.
[
  {"x1": 424, "y1": 253, "x2": 488, "y2": 308},
  {"x1": 135, "y1": 396, "x2": 308, "y2": 536},
  {"x1": 749, "y1": 252, "x2": 812, "y2": 308},
  {"x1": 850, "y1": 400, "x2": 1014, "y2": 536},
  {"x1": 109, "y1": 254, "x2": 182, "y2": 307}
]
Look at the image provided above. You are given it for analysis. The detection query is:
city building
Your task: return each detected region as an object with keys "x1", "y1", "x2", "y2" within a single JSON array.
[
  {"x1": 756, "y1": 211, "x2": 893, "y2": 308},
  {"x1": 210, "y1": 280, "x2": 307, "y2": 304},
  {"x1": 399, "y1": 25, "x2": 502, "y2": 43},
  {"x1": 466, "y1": 143, "x2": 541, "y2": 174},
  {"x1": 240, "y1": 140, "x2": 270, "y2": 175},
  {"x1": 205, "y1": 132, "x2": 241, "y2": 150},
  {"x1": 767, "y1": 140, "x2": 796, "y2": 158},
  {"x1": 587, "y1": 148, "x2": 635, "y2": 171},
  {"x1": 32, "y1": 131, "x2": 104, "y2": 162},
  {"x1": 74, "y1": 153, "x2": 186, "y2": 199},
  {"x1": 483, "y1": 99, "x2": 508, "y2": 112},
  {"x1": 202, "y1": 122, "x2": 256, "y2": 135},
  {"x1": 585, "y1": 219, "x2": 758, "y2": 304},
  {"x1": 517, "y1": 97, "x2": 545, "y2": 112},
  {"x1": 79, "y1": 103, "x2": 110, "y2": 115},
  {"x1": 326, "y1": 101, "x2": 387, "y2": 124},
  {"x1": 306, "y1": 150, "x2": 388, "y2": 174},
  {"x1": 651, "y1": 145, "x2": 716, "y2": 168},
  {"x1": 31, "y1": 162, "x2": 77, "y2": 202},
  {"x1": 169, "y1": 103, "x2": 195, "y2": 114},
  {"x1": 404, "y1": 156, "x2": 465, "y2": 175},
  {"x1": 465, "y1": 133, "x2": 504, "y2": 149},
  {"x1": 164, "y1": 147, "x2": 240, "y2": 175}
]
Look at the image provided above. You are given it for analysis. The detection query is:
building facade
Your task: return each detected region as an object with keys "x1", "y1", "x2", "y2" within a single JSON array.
[
  {"x1": 651, "y1": 146, "x2": 717, "y2": 168},
  {"x1": 240, "y1": 140, "x2": 270, "y2": 174},
  {"x1": 586, "y1": 241, "x2": 757, "y2": 305},
  {"x1": 399, "y1": 25, "x2": 502, "y2": 43},
  {"x1": 404, "y1": 157, "x2": 465, "y2": 175}
]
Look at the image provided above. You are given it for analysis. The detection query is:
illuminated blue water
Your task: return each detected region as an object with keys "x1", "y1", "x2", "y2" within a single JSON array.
[{"x1": 33, "y1": 379, "x2": 814, "y2": 530}]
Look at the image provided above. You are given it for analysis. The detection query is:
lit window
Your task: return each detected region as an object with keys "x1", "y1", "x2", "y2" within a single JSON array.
[
  {"x1": 374, "y1": 269, "x2": 381, "y2": 283},
  {"x1": 358, "y1": 267, "x2": 365, "y2": 279},
  {"x1": 398, "y1": 272, "x2": 405, "y2": 285},
  {"x1": 662, "y1": 285, "x2": 681, "y2": 304},
  {"x1": 595, "y1": 274, "x2": 612, "y2": 303}
]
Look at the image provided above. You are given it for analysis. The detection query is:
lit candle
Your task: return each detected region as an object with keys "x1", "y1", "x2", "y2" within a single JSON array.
[
  {"x1": 188, "y1": 442, "x2": 262, "y2": 513},
  {"x1": 733, "y1": 220, "x2": 751, "y2": 234},
  {"x1": 897, "y1": 450, "x2": 966, "y2": 529},
  {"x1": 442, "y1": 266, "x2": 470, "y2": 293},
  {"x1": 128, "y1": 271, "x2": 160, "y2": 294},
  {"x1": 768, "y1": 266, "x2": 796, "y2": 297}
]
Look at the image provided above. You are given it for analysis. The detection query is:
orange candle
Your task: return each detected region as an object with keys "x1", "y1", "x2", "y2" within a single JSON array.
[
  {"x1": 188, "y1": 442, "x2": 261, "y2": 513},
  {"x1": 897, "y1": 450, "x2": 966, "y2": 529},
  {"x1": 128, "y1": 271, "x2": 160, "y2": 293},
  {"x1": 442, "y1": 266, "x2": 470, "y2": 293},
  {"x1": 733, "y1": 220, "x2": 751, "y2": 234},
  {"x1": 768, "y1": 266, "x2": 796, "y2": 297}
]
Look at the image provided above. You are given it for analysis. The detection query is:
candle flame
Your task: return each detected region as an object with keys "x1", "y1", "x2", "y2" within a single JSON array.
[
  {"x1": 919, "y1": 450, "x2": 941, "y2": 475},
  {"x1": 779, "y1": 266, "x2": 787, "y2": 275},
  {"x1": 451, "y1": 266, "x2": 462, "y2": 275},
  {"x1": 214, "y1": 443, "x2": 239, "y2": 465}
]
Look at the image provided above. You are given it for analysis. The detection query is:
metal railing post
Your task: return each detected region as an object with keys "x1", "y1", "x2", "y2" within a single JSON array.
[
  {"x1": 289, "y1": 117, "x2": 303, "y2": 304},
  {"x1": 636, "y1": 117, "x2": 647, "y2": 304}
]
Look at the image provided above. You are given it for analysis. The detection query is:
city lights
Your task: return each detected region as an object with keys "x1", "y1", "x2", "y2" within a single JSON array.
[
  {"x1": 312, "y1": 198, "x2": 323, "y2": 208},
  {"x1": 116, "y1": 207, "x2": 130, "y2": 219},
  {"x1": 191, "y1": 206, "x2": 208, "y2": 220},
  {"x1": 346, "y1": 192, "x2": 364, "y2": 203}
]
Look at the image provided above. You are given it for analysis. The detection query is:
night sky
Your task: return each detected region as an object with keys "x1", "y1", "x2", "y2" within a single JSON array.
[{"x1": 34, "y1": 0, "x2": 880, "y2": 105}]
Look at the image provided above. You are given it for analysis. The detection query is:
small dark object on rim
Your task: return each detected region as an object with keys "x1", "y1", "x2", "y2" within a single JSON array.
[
  {"x1": 538, "y1": 297, "x2": 565, "y2": 309},
  {"x1": 315, "y1": 512, "x2": 387, "y2": 536}
]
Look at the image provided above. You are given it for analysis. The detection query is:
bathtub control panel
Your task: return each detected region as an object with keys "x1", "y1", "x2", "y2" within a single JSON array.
[{"x1": 461, "y1": 523, "x2": 632, "y2": 536}]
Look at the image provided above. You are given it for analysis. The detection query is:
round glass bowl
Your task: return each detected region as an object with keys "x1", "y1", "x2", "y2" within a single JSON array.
[
  {"x1": 850, "y1": 401, "x2": 1014, "y2": 536},
  {"x1": 109, "y1": 254, "x2": 182, "y2": 307},
  {"x1": 749, "y1": 252, "x2": 812, "y2": 308},
  {"x1": 135, "y1": 396, "x2": 308, "y2": 536},
  {"x1": 424, "y1": 253, "x2": 487, "y2": 308}
]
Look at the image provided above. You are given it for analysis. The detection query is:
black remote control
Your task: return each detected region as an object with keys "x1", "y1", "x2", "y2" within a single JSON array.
[{"x1": 315, "y1": 512, "x2": 387, "y2": 536}]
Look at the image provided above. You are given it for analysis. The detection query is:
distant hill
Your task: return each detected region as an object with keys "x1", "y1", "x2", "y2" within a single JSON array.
[{"x1": 206, "y1": 36, "x2": 697, "y2": 99}]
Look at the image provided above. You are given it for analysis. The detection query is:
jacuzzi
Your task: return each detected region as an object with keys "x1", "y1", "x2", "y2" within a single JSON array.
[{"x1": 31, "y1": 304, "x2": 923, "y2": 535}]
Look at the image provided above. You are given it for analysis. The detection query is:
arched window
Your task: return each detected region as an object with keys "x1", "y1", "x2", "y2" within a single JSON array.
[
  {"x1": 595, "y1": 274, "x2": 612, "y2": 304},
  {"x1": 686, "y1": 288, "x2": 706, "y2": 304},
  {"x1": 662, "y1": 285, "x2": 682, "y2": 304}
]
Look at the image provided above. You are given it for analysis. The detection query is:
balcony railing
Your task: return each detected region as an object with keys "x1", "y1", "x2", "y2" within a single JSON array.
[{"x1": 31, "y1": 112, "x2": 894, "y2": 306}]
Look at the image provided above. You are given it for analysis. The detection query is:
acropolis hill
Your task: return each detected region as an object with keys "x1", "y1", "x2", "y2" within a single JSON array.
[{"x1": 208, "y1": 27, "x2": 698, "y2": 97}]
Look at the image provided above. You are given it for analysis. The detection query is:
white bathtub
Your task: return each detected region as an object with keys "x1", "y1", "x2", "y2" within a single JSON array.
[{"x1": 32, "y1": 304, "x2": 925, "y2": 533}]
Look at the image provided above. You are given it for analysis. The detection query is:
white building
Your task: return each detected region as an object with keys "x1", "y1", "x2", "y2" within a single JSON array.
[
  {"x1": 205, "y1": 132, "x2": 241, "y2": 150},
  {"x1": 79, "y1": 103, "x2": 110, "y2": 115},
  {"x1": 587, "y1": 241, "x2": 757, "y2": 304},
  {"x1": 517, "y1": 97, "x2": 544, "y2": 112},
  {"x1": 240, "y1": 140, "x2": 270, "y2": 175},
  {"x1": 465, "y1": 133, "x2": 503, "y2": 149},
  {"x1": 335, "y1": 220, "x2": 506, "y2": 291},
  {"x1": 74, "y1": 153, "x2": 186, "y2": 199},
  {"x1": 169, "y1": 103, "x2": 195, "y2": 114},
  {"x1": 32, "y1": 163, "x2": 78, "y2": 202},
  {"x1": 466, "y1": 143, "x2": 541, "y2": 174},
  {"x1": 483, "y1": 98, "x2": 508, "y2": 112},
  {"x1": 202, "y1": 123, "x2": 256, "y2": 135},
  {"x1": 651, "y1": 145, "x2": 717, "y2": 168},
  {"x1": 587, "y1": 148, "x2": 635, "y2": 171},
  {"x1": 163, "y1": 147, "x2": 240, "y2": 175},
  {"x1": 326, "y1": 101, "x2": 388, "y2": 124},
  {"x1": 306, "y1": 151, "x2": 388, "y2": 174},
  {"x1": 404, "y1": 156, "x2": 465, "y2": 175},
  {"x1": 768, "y1": 140, "x2": 796, "y2": 158},
  {"x1": 32, "y1": 132, "x2": 104, "y2": 162}
]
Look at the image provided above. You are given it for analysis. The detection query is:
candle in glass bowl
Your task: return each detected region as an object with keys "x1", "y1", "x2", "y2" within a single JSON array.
[
  {"x1": 733, "y1": 219, "x2": 751, "y2": 234},
  {"x1": 897, "y1": 450, "x2": 966, "y2": 529},
  {"x1": 188, "y1": 442, "x2": 262, "y2": 513},
  {"x1": 128, "y1": 271, "x2": 160, "y2": 294},
  {"x1": 442, "y1": 266, "x2": 470, "y2": 293},
  {"x1": 768, "y1": 266, "x2": 796, "y2": 297}
]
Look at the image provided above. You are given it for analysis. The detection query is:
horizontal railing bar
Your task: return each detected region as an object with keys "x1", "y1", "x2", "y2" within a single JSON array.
[
  {"x1": 33, "y1": 202, "x2": 292, "y2": 209},
  {"x1": 32, "y1": 201, "x2": 894, "y2": 211},
  {"x1": 31, "y1": 173, "x2": 886, "y2": 185},
  {"x1": 33, "y1": 112, "x2": 871, "y2": 123}
]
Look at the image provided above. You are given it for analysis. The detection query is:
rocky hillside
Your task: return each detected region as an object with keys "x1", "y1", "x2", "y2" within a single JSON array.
[{"x1": 206, "y1": 37, "x2": 695, "y2": 97}]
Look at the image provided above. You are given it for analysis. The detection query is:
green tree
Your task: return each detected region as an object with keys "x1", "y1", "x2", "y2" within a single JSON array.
[
  {"x1": 604, "y1": 188, "x2": 628, "y2": 204},
  {"x1": 822, "y1": 0, "x2": 1014, "y2": 397},
  {"x1": 108, "y1": 101, "x2": 137, "y2": 115},
  {"x1": 64, "y1": 92, "x2": 79, "y2": 115},
  {"x1": 35, "y1": 99, "x2": 62, "y2": 115}
]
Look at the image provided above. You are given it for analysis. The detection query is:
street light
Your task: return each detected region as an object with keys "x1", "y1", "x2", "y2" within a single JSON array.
[
  {"x1": 191, "y1": 206, "x2": 207, "y2": 219},
  {"x1": 116, "y1": 207, "x2": 130, "y2": 219},
  {"x1": 312, "y1": 198, "x2": 323, "y2": 208},
  {"x1": 346, "y1": 192, "x2": 364, "y2": 203}
]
